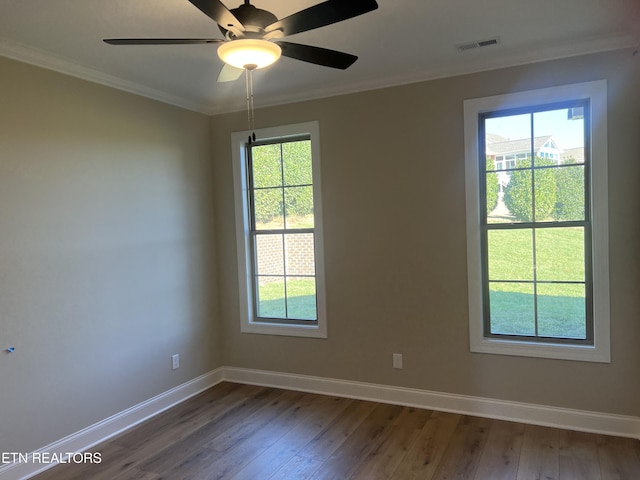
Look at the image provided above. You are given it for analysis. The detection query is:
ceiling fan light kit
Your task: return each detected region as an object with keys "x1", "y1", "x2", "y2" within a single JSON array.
[
  {"x1": 104, "y1": 0, "x2": 379, "y2": 139},
  {"x1": 217, "y1": 38, "x2": 281, "y2": 70},
  {"x1": 104, "y1": 0, "x2": 378, "y2": 74}
]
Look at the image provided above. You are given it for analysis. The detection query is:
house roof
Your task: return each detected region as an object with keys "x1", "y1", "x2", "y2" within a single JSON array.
[
  {"x1": 486, "y1": 135, "x2": 557, "y2": 156},
  {"x1": 561, "y1": 147, "x2": 585, "y2": 162}
]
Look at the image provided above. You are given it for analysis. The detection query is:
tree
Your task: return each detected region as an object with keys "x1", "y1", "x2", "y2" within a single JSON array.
[
  {"x1": 554, "y1": 158, "x2": 585, "y2": 220},
  {"x1": 486, "y1": 157, "x2": 499, "y2": 214},
  {"x1": 503, "y1": 157, "x2": 556, "y2": 222},
  {"x1": 251, "y1": 140, "x2": 314, "y2": 224}
]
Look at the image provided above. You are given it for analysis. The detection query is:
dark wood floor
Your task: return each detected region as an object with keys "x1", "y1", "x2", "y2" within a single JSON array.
[{"x1": 34, "y1": 382, "x2": 640, "y2": 480}]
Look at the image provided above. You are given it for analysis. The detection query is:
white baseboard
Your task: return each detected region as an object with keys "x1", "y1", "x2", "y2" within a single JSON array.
[
  {"x1": 3, "y1": 366, "x2": 638, "y2": 480},
  {"x1": 0, "y1": 369, "x2": 224, "y2": 480},
  {"x1": 221, "y1": 367, "x2": 640, "y2": 440}
]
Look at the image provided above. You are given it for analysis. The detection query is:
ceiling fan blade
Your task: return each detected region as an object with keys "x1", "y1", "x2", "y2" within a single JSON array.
[
  {"x1": 217, "y1": 63, "x2": 244, "y2": 82},
  {"x1": 104, "y1": 38, "x2": 223, "y2": 45},
  {"x1": 276, "y1": 41, "x2": 357, "y2": 69},
  {"x1": 188, "y1": 0, "x2": 244, "y2": 33},
  {"x1": 265, "y1": 0, "x2": 378, "y2": 36}
]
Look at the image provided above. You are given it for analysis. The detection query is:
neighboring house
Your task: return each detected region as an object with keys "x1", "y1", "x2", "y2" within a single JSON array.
[
  {"x1": 561, "y1": 146, "x2": 585, "y2": 163},
  {"x1": 485, "y1": 134, "x2": 563, "y2": 191}
]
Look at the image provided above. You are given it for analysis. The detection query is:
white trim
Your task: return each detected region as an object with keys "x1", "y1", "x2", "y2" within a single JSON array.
[
  {"x1": 233, "y1": 32, "x2": 634, "y2": 117},
  {"x1": 0, "y1": 369, "x2": 224, "y2": 480},
  {"x1": 3, "y1": 366, "x2": 638, "y2": 480},
  {"x1": 2, "y1": 32, "x2": 635, "y2": 116},
  {"x1": 221, "y1": 367, "x2": 640, "y2": 440},
  {"x1": 0, "y1": 38, "x2": 211, "y2": 115},
  {"x1": 463, "y1": 80, "x2": 611, "y2": 363},
  {"x1": 231, "y1": 121, "x2": 327, "y2": 338}
]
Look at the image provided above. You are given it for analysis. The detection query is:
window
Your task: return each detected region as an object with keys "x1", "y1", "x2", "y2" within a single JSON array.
[
  {"x1": 231, "y1": 122, "x2": 327, "y2": 337},
  {"x1": 464, "y1": 81, "x2": 610, "y2": 362}
]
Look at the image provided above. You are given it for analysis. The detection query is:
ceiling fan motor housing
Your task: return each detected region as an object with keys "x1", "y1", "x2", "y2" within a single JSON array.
[{"x1": 218, "y1": 3, "x2": 278, "y2": 38}]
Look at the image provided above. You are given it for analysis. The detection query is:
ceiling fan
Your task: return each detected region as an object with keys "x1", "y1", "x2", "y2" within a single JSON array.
[{"x1": 104, "y1": 0, "x2": 379, "y2": 82}]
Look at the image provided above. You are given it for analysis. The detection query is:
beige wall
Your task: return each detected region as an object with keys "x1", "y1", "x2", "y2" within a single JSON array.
[
  {"x1": 0, "y1": 57, "x2": 220, "y2": 453},
  {"x1": 1, "y1": 47, "x2": 638, "y2": 456},
  {"x1": 211, "y1": 49, "x2": 640, "y2": 417}
]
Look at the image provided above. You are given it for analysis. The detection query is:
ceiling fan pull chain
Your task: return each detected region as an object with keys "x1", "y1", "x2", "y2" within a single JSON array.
[{"x1": 245, "y1": 67, "x2": 256, "y2": 143}]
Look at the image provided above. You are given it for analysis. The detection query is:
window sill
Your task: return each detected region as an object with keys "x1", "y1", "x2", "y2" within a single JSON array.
[
  {"x1": 470, "y1": 336, "x2": 610, "y2": 363},
  {"x1": 241, "y1": 320, "x2": 327, "y2": 338}
]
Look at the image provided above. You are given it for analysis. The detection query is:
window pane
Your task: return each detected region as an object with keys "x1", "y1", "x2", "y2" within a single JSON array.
[
  {"x1": 252, "y1": 144, "x2": 282, "y2": 188},
  {"x1": 487, "y1": 229, "x2": 533, "y2": 280},
  {"x1": 537, "y1": 283, "x2": 586, "y2": 339},
  {"x1": 485, "y1": 114, "x2": 531, "y2": 162},
  {"x1": 285, "y1": 233, "x2": 315, "y2": 276},
  {"x1": 489, "y1": 282, "x2": 535, "y2": 336},
  {"x1": 284, "y1": 186, "x2": 314, "y2": 229},
  {"x1": 553, "y1": 165, "x2": 585, "y2": 221},
  {"x1": 286, "y1": 277, "x2": 317, "y2": 320},
  {"x1": 536, "y1": 227, "x2": 585, "y2": 281},
  {"x1": 533, "y1": 108, "x2": 584, "y2": 167},
  {"x1": 502, "y1": 166, "x2": 533, "y2": 222},
  {"x1": 283, "y1": 140, "x2": 312, "y2": 186},
  {"x1": 486, "y1": 167, "x2": 506, "y2": 224},
  {"x1": 253, "y1": 188, "x2": 283, "y2": 229},
  {"x1": 533, "y1": 164, "x2": 557, "y2": 221},
  {"x1": 255, "y1": 234, "x2": 284, "y2": 275},
  {"x1": 256, "y1": 277, "x2": 286, "y2": 318}
]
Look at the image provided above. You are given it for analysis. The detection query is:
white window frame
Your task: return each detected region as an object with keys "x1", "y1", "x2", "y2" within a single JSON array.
[
  {"x1": 231, "y1": 121, "x2": 327, "y2": 338},
  {"x1": 464, "y1": 80, "x2": 610, "y2": 362}
]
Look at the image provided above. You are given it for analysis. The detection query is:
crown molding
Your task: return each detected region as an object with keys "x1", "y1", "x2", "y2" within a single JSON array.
[
  {"x1": 1, "y1": 30, "x2": 635, "y2": 117},
  {"x1": 228, "y1": 31, "x2": 636, "y2": 117},
  {"x1": 0, "y1": 38, "x2": 213, "y2": 115}
]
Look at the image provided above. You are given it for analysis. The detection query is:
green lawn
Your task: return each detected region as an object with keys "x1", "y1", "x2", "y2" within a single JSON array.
[
  {"x1": 256, "y1": 278, "x2": 317, "y2": 320},
  {"x1": 487, "y1": 226, "x2": 587, "y2": 338}
]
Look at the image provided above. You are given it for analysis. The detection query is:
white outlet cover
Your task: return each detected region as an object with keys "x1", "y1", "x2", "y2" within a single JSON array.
[
  {"x1": 393, "y1": 353, "x2": 403, "y2": 369},
  {"x1": 171, "y1": 354, "x2": 179, "y2": 370}
]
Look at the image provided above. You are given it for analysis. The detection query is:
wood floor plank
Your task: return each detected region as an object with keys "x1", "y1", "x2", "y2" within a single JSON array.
[
  {"x1": 111, "y1": 467, "x2": 162, "y2": 480},
  {"x1": 31, "y1": 442, "x2": 130, "y2": 480},
  {"x1": 153, "y1": 446, "x2": 226, "y2": 480},
  {"x1": 516, "y1": 424, "x2": 561, "y2": 480},
  {"x1": 138, "y1": 386, "x2": 285, "y2": 475},
  {"x1": 348, "y1": 406, "x2": 433, "y2": 480},
  {"x1": 309, "y1": 403, "x2": 406, "y2": 480},
  {"x1": 430, "y1": 414, "x2": 492, "y2": 480},
  {"x1": 111, "y1": 382, "x2": 252, "y2": 450},
  {"x1": 187, "y1": 390, "x2": 314, "y2": 479},
  {"x1": 296, "y1": 399, "x2": 378, "y2": 463},
  {"x1": 558, "y1": 430, "x2": 602, "y2": 480},
  {"x1": 208, "y1": 389, "x2": 305, "y2": 453},
  {"x1": 390, "y1": 410, "x2": 462, "y2": 480},
  {"x1": 473, "y1": 419, "x2": 525, "y2": 480},
  {"x1": 268, "y1": 455, "x2": 325, "y2": 480},
  {"x1": 37, "y1": 384, "x2": 266, "y2": 480},
  {"x1": 29, "y1": 383, "x2": 640, "y2": 480},
  {"x1": 231, "y1": 394, "x2": 352, "y2": 480},
  {"x1": 597, "y1": 434, "x2": 640, "y2": 480},
  {"x1": 140, "y1": 389, "x2": 306, "y2": 480}
]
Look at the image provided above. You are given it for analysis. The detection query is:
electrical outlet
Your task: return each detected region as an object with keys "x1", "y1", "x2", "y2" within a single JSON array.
[
  {"x1": 393, "y1": 353, "x2": 403, "y2": 369},
  {"x1": 171, "y1": 354, "x2": 179, "y2": 370}
]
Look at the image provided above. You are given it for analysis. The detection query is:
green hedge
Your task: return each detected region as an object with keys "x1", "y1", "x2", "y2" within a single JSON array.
[
  {"x1": 502, "y1": 156, "x2": 585, "y2": 222},
  {"x1": 486, "y1": 157, "x2": 499, "y2": 214},
  {"x1": 252, "y1": 140, "x2": 314, "y2": 224},
  {"x1": 503, "y1": 157, "x2": 557, "y2": 222},
  {"x1": 554, "y1": 158, "x2": 584, "y2": 220}
]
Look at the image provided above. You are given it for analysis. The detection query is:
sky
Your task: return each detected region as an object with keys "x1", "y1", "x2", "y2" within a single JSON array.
[{"x1": 485, "y1": 107, "x2": 585, "y2": 150}]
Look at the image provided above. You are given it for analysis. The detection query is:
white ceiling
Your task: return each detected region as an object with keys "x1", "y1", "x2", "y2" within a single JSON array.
[{"x1": 1, "y1": 0, "x2": 639, "y2": 115}]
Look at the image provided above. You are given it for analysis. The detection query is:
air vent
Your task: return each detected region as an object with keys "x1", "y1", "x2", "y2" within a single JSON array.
[{"x1": 456, "y1": 37, "x2": 501, "y2": 52}]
